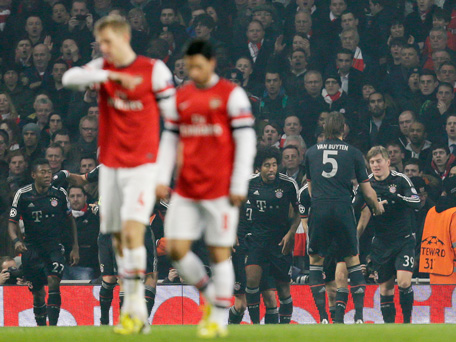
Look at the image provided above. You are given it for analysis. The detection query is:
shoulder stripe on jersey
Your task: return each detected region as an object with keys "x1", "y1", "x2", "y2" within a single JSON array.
[
  {"x1": 249, "y1": 173, "x2": 260, "y2": 180},
  {"x1": 231, "y1": 114, "x2": 254, "y2": 121},
  {"x1": 232, "y1": 125, "x2": 253, "y2": 131},
  {"x1": 391, "y1": 170, "x2": 414, "y2": 187},
  {"x1": 12, "y1": 185, "x2": 33, "y2": 207},
  {"x1": 279, "y1": 173, "x2": 299, "y2": 194},
  {"x1": 298, "y1": 183, "x2": 309, "y2": 197}
]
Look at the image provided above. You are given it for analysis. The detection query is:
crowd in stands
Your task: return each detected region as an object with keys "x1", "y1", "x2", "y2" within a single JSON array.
[{"x1": 0, "y1": 0, "x2": 456, "y2": 281}]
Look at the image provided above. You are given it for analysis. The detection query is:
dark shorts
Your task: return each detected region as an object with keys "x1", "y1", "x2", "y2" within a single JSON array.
[
  {"x1": 308, "y1": 201, "x2": 358, "y2": 258},
  {"x1": 371, "y1": 234, "x2": 416, "y2": 284},
  {"x1": 22, "y1": 243, "x2": 65, "y2": 292},
  {"x1": 98, "y1": 227, "x2": 157, "y2": 277},
  {"x1": 245, "y1": 239, "x2": 292, "y2": 283},
  {"x1": 232, "y1": 240, "x2": 276, "y2": 295}
]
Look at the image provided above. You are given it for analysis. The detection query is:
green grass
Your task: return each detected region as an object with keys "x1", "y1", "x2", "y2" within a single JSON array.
[{"x1": 1, "y1": 324, "x2": 455, "y2": 342}]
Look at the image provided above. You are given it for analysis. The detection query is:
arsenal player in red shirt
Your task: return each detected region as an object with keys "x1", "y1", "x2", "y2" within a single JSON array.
[
  {"x1": 156, "y1": 40, "x2": 256, "y2": 338},
  {"x1": 62, "y1": 15, "x2": 175, "y2": 334}
]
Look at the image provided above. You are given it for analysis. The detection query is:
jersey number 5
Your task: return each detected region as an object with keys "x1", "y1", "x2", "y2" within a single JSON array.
[{"x1": 322, "y1": 151, "x2": 338, "y2": 178}]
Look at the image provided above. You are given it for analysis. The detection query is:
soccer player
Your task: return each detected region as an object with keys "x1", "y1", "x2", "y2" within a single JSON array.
[
  {"x1": 305, "y1": 112, "x2": 384, "y2": 324},
  {"x1": 8, "y1": 158, "x2": 79, "y2": 326},
  {"x1": 62, "y1": 15, "x2": 175, "y2": 334},
  {"x1": 244, "y1": 147, "x2": 300, "y2": 325},
  {"x1": 366, "y1": 146, "x2": 421, "y2": 323},
  {"x1": 52, "y1": 167, "x2": 159, "y2": 325},
  {"x1": 155, "y1": 40, "x2": 256, "y2": 338}
]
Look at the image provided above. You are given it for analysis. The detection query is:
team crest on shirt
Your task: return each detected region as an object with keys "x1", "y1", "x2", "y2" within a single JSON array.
[
  {"x1": 388, "y1": 185, "x2": 397, "y2": 194},
  {"x1": 50, "y1": 198, "x2": 59, "y2": 207},
  {"x1": 275, "y1": 189, "x2": 283, "y2": 198},
  {"x1": 209, "y1": 97, "x2": 222, "y2": 109}
]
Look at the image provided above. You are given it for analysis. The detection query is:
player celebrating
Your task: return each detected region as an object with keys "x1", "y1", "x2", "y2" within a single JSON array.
[
  {"x1": 305, "y1": 112, "x2": 384, "y2": 324},
  {"x1": 245, "y1": 147, "x2": 300, "y2": 324},
  {"x1": 155, "y1": 40, "x2": 256, "y2": 338},
  {"x1": 9, "y1": 159, "x2": 79, "y2": 326},
  {"x1": 62, "y1": 15, "x2": 175, "y2": 334},
  {"x1": 366, "y1": 146, "x2": 421, "y2": 323}
]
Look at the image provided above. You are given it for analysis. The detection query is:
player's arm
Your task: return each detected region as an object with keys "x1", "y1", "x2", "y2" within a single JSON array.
[
  {"x1": 359, "y1": 181, "x2": 384, "y2": 216},
  {"x1": 279, "y1": 203, "x2": 301, "y2": 255},
  {"x1": 357, "y1": 205, "x2": 371, "y2": 238},
  {"x1": 298, "y1": 185, "x2": 310, "y2": 233},
  {"x1": 8, "y1": 191, "x2": 27, "y2": 254},
  {"x1": 393, "y1": 175, "x2": 421, "y2": 209},
  {"x1": 228, "y1": 87, "x2": 256, "y2": 207},
  {"x1": 151, "y1": 59, "x2": 176, "y2": 120},
  {"x1": 62, "y1": 58, "x2": 141, "y2": 91}
]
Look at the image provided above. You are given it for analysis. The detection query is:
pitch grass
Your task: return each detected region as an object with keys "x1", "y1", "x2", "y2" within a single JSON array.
[{"x1": 1, "y1": 324, "x2": 455, "y2": 342}]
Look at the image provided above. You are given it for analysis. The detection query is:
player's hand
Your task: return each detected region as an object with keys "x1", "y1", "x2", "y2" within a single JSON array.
[
  {"x1": 156, "y1": 184, "x2": 170, "y2": 201},
  {"x1": 70, "y1": 247, "x2": 80, "y2": 266},
  {"x1": 52, "y1": 170, "x2": 69, "y2": 187},
  {"x1": 232, "y1": 236, "x2": 239, "y2": 253},
  {"x1": 0, "y1": 269, "x2": 10, "y2": 285},
  {"x1": 14, "y1": 241, "x2": 27, "y2": 254},
  {"x1": 373, "y1": 200, "x2": 386, "y2": 216},
  {"x1": 108, "y1": 71, "x2": 143, "y2": 90},
  {"x1": 229, "y1": 194, "x2": 245, "y2": 207},
  {"x1": 279, "y1": 231, "x2": 295, "y2": 255}
]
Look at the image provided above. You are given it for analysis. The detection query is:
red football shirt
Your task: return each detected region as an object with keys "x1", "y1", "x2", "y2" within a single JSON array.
[
  {"x1": 166, "y1": 77, "x2": 253, "y2": 200},
  {"x1": 87, "y1": 56, "x2": 174, "y2": 168}
]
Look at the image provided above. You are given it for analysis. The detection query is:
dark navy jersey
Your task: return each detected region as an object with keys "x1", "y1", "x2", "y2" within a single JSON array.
[
  {"x1": 86, "y1": 165, "x2": 100, "y2": 183},
  {"x1": 9, "y1": 184, "x2": 71, "y2": 245},
  {"x1": 237, "y1": 199, "x2": 253, "y2": 240},
  {"x1": 305, "y1": 139, "x2": 369, "y2": 203},
  {"x1": 365, "y1": 171, "x2": 420, "y2": 239},
  {"x1": 248, "y1": 173, "x2": 299, "y2": 244}
]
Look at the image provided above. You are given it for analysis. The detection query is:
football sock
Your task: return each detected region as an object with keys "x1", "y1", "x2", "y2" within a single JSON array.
[
  {"x1": 145, "y1": 285, "x2": 156, "y2": 318},
  {"x1": 380, "y1": 295, "x2": 396, "y2": 323},
  {"x1": 245, "y1": 287, "x2": 260, "y2": 324},
  {"x1": 348, "y1": 264, "x2": 366, "y2": 321},
  {"x1": 309, "y1": 265, "x2": 328, "y2": 321},
  {"x1": 99, "y1": 280, "x2": 116, "y2": 325},
  {"x1": 265, "y1": 307, "x2": 278, "y2": 324},
  {"x1": 172, "y1": 251, "x2": 215, "y2": 304},
  {"x1": 228, "y1": 306, "x2": 244, "y2": 324},
  {"x1": 47, "y1": 291, "x2": 61, "y2": 326},
  {"x1": 279, "y1": 296, "x2": 293, "y2": 324},
  {"x1": 122, "y1": 247, "x2": 147, "y2": 320},
  {"x1": 33, "y1": 302, "x2": 47, "y2": 326},
  {"x1": 399, "y1": 286, "x2": 414, "y2": 324},
  {"x1": 329, "y1": 306, "x2": 336, "y2": 322},
  {"x1": 211, "y1": 259, "x2": 234, "y2": 326},
  {"x1": 334, "y1": 288, "x2": 349, "y2": 323}
]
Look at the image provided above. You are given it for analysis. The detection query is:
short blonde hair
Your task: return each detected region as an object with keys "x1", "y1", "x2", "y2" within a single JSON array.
[
  {"x1": 366, "y1": 145, "x2": 389, "y2": 162},
  {"x1": 94, "y1": 14, "x2": 131, "y2": 36}
]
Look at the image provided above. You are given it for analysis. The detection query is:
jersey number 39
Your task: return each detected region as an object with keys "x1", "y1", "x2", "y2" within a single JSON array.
[{"x1": 322, "y1": 151, "x2": 338, "y2": 178}]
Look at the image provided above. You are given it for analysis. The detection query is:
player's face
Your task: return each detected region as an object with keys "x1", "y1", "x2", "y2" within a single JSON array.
[
  {"x1": 96, "y1": 27, "x2": 130, "y2": 65},
  {"x1": 260, "y1": 157, "x2": 278, "y2": 183},
  {"x1": 32, "y1": 164, "x2": 52, "y2": 187},
  {"x1": 69, "y1": 188, "x2": 87, "y2": 210},
  {"x1": 404, "y1": 164, "x2": 420, "y2": 178},
  {"x1": 185, "y1": 55, "x2": 216, "y2": 87},
  {"x1": 369, "y1": 154, "x2": 390, "y2": 178}
]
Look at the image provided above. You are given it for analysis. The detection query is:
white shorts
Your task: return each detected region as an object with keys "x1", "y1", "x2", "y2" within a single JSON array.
[
  {"x1": 164, "y1": 193, "x2": 238, "y2": 247},
  {"x1": 99, "y1": 163, "x2": 157, "y2": 234}
]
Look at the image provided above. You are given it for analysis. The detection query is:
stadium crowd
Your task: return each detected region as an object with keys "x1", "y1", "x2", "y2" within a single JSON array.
[{"x1": 1, "y1": 0, "x2": 456, "y2": 324}]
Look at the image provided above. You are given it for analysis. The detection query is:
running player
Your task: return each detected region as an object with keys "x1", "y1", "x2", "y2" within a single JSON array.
[
  {"x1": 365, "y1": 146, "x2": 421, "y2": 323},
  {"x1": 155, "y1": 40, "x2": 256, "y2": 338},
  {"x1": 305, "y1": 112, "x2": 384, "y2": 323},
  {"x1": 62, "y1": 15, "x2": 175, "y2": 334},
  {"x1": 9, "y1": 158, "x2": 79, "y2": 326}
]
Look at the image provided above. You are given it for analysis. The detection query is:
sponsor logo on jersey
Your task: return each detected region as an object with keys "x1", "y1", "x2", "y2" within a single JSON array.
[
  {"x1": 209, "y1": 97, "x2": 222, "y2": 110},
  {"x1": 108, "y1": 97, "x2": 144, "y2": 111},
  {"x1": 51, "y1": 198, "x2": 59, "y2": 207},
  {"x1": 275, "y1": 189, "x2": 283, "y2": 198},
  {"x1": 411, "y1": 187, "x2": 417, "y2": 194},
  {"x1": 389, "y1": 185, "x2": 397, "y2": 194}
]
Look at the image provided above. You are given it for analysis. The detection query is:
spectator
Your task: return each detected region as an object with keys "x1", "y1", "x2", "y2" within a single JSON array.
[
  {"x1": 405, "y1": 121, "x2": 432, "y2": 164},
  {"x1": 235, "y1": 56, "x2": 262, "y2": 96},
  {"x1": 127, "y1": 8, "x2": 150, "y2": 55},
  {"x1": 0, "y1": 92, "x2": 18, "y2": 121},
  {"x1": 47, "y1": 60, "x2": 71, "y2": 115},
  {"x1": 282, "y1": 49, "x2": 307, "y2": 96},
  {"x1": 13, "y1": 38, "x2": 33, "y2": 68},
  {"x1": 20, "y1": 123, "x2": 43, "y2": 163},
  {"x1": 68, "y1": 0, "x2": 94, "y2": 61},
  {"x1": 283, "y1": 134, "x2": 307, "y2": 166},
  {"x1": 0, "y1": 64, "x2": 34, "y2": 118},
  {"x1": 280, "y1": 115, "x2": 302, "y2": 147},
  {"x1": 252, "y1": 3, "x2": 280, "y2": 42},
  {"x1": 339, "y1": 28, "x2": 371, "y2": 74},
  {"x1": 24, "y1": 15, "x2": 46, "y2": 47},
  {"x1": 24, "y1": 44, "x2": 52, "y2": 91},
  {"x1": 79, "y1": 155, "x2": 98, "y2": 201},
  {"x1": 321, "y1": 74, "x2": 348, "y2": 114},
  {"x1": 49, "y1": 2, "x2": 71, "y2": 50},
  {"x1": 64, "y1": 185, "x2": 99, "y2": 280},
  {"x1": 0, "y1": 256, "x2": 21, "y2": 285},
  {"x1": 60, "y1": 39, "x2": 83, "y2": 67},
  {"x1": 6, "y1": 151, "x2": 28, "y2": 196},
  {"x1": 424, "y1": 143, "x2": 456, "y2": 180},
  {"x1": 387, "y1": 142, "x2": 405, "y2": 173},
  {"x1": 432, "y1": 50, "x2": 451, "y2": 73},
  {"x1": 45, "y1": 143, "x2": 64, "y2": 175},
  {"x1": 171, "y1": 55, "x2": 187, "y2": 87},
  {"x1": 405, "y1": 0, "x2": 437, "y2": 45},
  {"x1": 444, "y1": 114, "x2": 456, "y2": 156},
  {"x1": 34, "y1": 96, "x2": 53, "y2": 132},
  {"x1": 0, "y1": 119, "x2": 20, "y2": 151},
  {"x1": 437, "y1": 62, "x2": 456, "y2": 91},
  {"x1": 260, "y1": 122, "x2": 281, "y2": 148},
  {"x1": 75, "y1": 115, "x2": 97, "y2": 156},
  {"x1": 281, "y1": 145, "x2": 305, "y2": 186},
  {"x1": 398, "y1": 110, "x2": 416, "y2": 149},
  {"x1": 52, "y1": 128, "x2": 78, "y2": 173},
  {"x1": 404, "y1": 157, "x2": 441, "y2": 201},
  {"x1": 327, "y1": 48, "x2": 364, "y2": 99}
]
